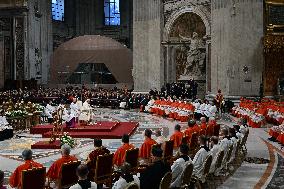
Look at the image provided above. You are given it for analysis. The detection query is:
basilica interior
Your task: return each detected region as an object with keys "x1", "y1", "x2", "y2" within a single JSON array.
[{"x1": 0, "y1": 0, "x2": 283, "y2": 189}]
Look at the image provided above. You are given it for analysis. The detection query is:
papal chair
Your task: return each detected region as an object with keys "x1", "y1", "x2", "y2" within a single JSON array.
[
  {"x1": 180, "y1": 163, "x2": 194, "y2": 189},
  {"x1": 94, "y1": 153, "x2": 114, "y2": 187},
  {"x1": 159, "y1": 172, "x2": 172, "y2": 189},
  {"x1": 58, "y1": 160, "x2": 81, "y2": 189},
  {"x1": 21, "y1": 167, "x2": 46, "y2": 189}
]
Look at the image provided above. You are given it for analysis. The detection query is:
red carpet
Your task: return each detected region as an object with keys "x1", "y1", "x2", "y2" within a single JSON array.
[
  {"x1": 30, "y1": 121, "x2": 119, "y2": 134},
  {"x1": 31, "y1": 140, "x2": 61, "y2": 149},
  {"x1": 31, "y1": 121, "x2": 139, "y2": 139},
  {"x1": 31, "y1": 121, "x2": 139, "y2": 149}
]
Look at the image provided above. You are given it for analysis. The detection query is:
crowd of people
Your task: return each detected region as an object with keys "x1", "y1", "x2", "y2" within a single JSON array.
[{"x1": 0, "y1": 117, "x2": 249, "y2": 189}]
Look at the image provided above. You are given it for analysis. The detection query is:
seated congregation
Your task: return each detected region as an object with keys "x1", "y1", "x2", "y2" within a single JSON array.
[{"x1": 2, "y1": 118, "x2": 249, "y2": 189}]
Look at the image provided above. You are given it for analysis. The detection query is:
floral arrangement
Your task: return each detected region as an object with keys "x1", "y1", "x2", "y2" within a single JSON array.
[
  {"x1": 5, "y1": 110, "x2": 29, "y2": 118},
  {"x1": 32, "y1": 103, "x2": 44, "y2": 112},
  {"x1": 60, "y1": 133, "x2": 76, "y2": 148}
]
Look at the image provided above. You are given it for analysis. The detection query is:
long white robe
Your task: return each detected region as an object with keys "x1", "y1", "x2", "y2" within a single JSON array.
[
  {"x1": 45, "y1": 104, "x2": 55, "y2": 118},
  {"x1": 193, "y1": 147, "x2": 209, "y2": 180},
  {"x1": 70, "y1": 102, "x2": 80, "y2": 118},
  {"x1": 171, "y1": 156, "x2": 193, "y2": 188},
  {"x1": 209, "y1": 144, "x2": 221, "y2": 173},
  {"x1": 79, "y1": 101, "x2": 92, "y2": 121},
  {"x1": 112, "y1": 175, "x2": 140, "y2": 189}
]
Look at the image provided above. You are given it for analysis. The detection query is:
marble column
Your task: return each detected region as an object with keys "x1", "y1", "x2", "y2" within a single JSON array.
[{"x1": 133, "y1": 0, "x2": 163, "y2": 92}]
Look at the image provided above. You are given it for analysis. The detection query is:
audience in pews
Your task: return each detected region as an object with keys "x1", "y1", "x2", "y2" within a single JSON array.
[
  {"x1": 171, "y1": 144, "x2": 193, "y2": 188},
  {"x1": 113, "y1": 163, "x2": 140, "y2": 189},
  {"x1": 0, "y1": 170, "x2": 6, "y2": 189},
  {"x1": 47, "y1": 144, "x2": 78, "y2": 181},
  {"x1": 9, "y1": 149, "x2": 43, "y2": 188},
  {"x1": 140, "y1": 146, "x2": 171, "y2": 189},
  {"x1": 139, "y1": 129, "x2": 157, "y2": 160},
  {"x1": 69, "y1": 164, "x2": 97, "y2": 189}
]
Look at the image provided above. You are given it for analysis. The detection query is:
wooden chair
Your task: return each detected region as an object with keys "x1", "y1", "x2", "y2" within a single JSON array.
[
  {"x1": 159, "y1": 172, "x2": 172, "y2": 189},
  {"x1": 126, "y1": 183, "x2": 139, "y2": 189},
  {"x1": 22, "y1": 167, "x2": 46, "y2": 189},
  {"x1": 125, "y1": 148, "x2": 139, "y2": 173},
  {"x1": 189, "y1": 132, "x2": 198, "y2": 157},
  {"x1": 94, "y1": 153, "x2": 114, "y2": 187},
  {"x1": 180, "y1": 163, "x2": 194, "y2": 189},
  {"x1": 163, "y1": 140, "x2": 174, "y2": 162},
  {"x1": 213, "y1": 124, "x2": 221, "y2": 136},
  {"x1": 58, "y1": 161, "x2": 81, "y2": 189}
]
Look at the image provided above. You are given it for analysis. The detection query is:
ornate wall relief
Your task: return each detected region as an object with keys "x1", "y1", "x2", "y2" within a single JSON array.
[{"x1": 169, "y1": 12, "x2": 206, "y2": 81}]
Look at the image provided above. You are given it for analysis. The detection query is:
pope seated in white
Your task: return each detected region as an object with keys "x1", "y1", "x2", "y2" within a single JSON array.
[
  {"x1": 192, "y1": 135, "x2": 210, "y2": 183},
  {"x1": 79, "y1": 99, "x2": 93, "y2": 123},
  {"x1": 171, "y1": 144, "x2": 193, "y2": 188},
  {"x1": 112, "y1": 163, "x2": 140, "y2": 189},
  {"x1": 69, "y1": 164, "x2": 97, "y2": 189}
]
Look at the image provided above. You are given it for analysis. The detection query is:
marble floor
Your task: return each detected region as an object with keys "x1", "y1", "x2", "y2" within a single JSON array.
[{"x1": 0, "y1": 108, "x2": 283, "y2": 189}]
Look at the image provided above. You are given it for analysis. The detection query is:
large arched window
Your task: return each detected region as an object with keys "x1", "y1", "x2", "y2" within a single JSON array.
[
  {"x1": 52, "y1": 0, "x2": 64, "y2": 21},
  {"x1": 104, "y1": 0, "x2": 120, "y2": 26}
]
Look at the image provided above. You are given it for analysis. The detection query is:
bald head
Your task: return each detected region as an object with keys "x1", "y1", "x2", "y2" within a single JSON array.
[
  {"x1": 61, "y1": 144, "x2": 71, "y2": 156},
  {"x1": 22, "y1": 149, "x2": 33, "y2": 160}
]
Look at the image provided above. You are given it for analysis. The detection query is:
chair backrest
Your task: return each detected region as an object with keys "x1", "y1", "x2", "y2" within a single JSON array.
[
  {"x1": 126, "y1": 183, "x2": 139, "y2": 189},
  {"x1": 181, "y1": 163, "x2": 194, "y2": 186},
  {"x1": 189, "y1": 132, "x2": 198, "y2": 149},
  {"x1": 214, "y1": 151, "x2": 225, "y2": 170},
  {"x1": 60, "y1": 161, "x2": 81, "y2": 188},
  {"x1": 163, "y1": 140, "x2": 174, "y2": 159},
  {"x1": 95, "y1": 153, "x2": 114, "y2": 183},
  {"x1": 22, "y1": 167, "x2": 46, "y2": 189},
  {"x1": 213, "y1": 124, "x2": 221, "y2": 136},
  {"x1": 182, "y1": 135, "x2": 190, "y2": 144},
  {"x1": 203, "y1": 155, "x2": 213, "y2": 176},
  {"x1": 125, "y1": 148, "x2": 139, "y2": 168},
  {"x1": 159, "y1": 172, "x2": 172, "y2": 189}
]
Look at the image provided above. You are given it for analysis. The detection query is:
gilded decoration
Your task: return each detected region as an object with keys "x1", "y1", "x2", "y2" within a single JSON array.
[
  {"x1": 263, "y1": 35, "x2": 284, "y2": 52},
  {"x1": 169, "y1": 12, "x2": 206, "y2": 81}
]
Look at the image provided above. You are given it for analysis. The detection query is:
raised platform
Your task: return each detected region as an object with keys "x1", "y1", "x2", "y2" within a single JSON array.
[
  {"x1": 30, "y1": 121, "x2": 119, "y2": 134},
  {"x1": 31, "y1": 121, "x2": 139, "y2": 139}
]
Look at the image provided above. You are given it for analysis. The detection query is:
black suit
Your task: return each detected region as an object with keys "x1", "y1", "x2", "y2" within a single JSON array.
[{"x1": 140, "y1": 160, "x2": 171, "y2": 189}]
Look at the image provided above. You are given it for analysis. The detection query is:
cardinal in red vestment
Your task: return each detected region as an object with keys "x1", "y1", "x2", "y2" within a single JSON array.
[
  {"x1": 170, "y1": 124, "x2": 184, "y2": 148},
  {"x1": 140, "y1": 129, "x2": 157, "y2": 159},
  {"x1": 113, "y1": 134, "x2": 135, "y2": 166},
  {"x1": 47, "y1": 144, "x2": 78, "y2": 180},
  {"x1": 9, "y1": 149, "x2": 43, "y2": 188}
]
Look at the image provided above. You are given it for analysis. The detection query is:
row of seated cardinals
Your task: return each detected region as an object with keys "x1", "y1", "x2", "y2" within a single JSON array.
[
  {"x1": 8, "y1": 117, "x2": 219, "y2": 188},
  {"x1": 268, "y1": 120, "x2": 284, "y2": 145},
  {"x1": 146, "y1": 98, "x2": 195, "y2": 122}
]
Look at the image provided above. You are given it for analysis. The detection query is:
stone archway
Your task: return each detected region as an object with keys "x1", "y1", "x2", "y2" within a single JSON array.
[{"x1": 163, "y1": 7, "x2": 211, "y2": 97}]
